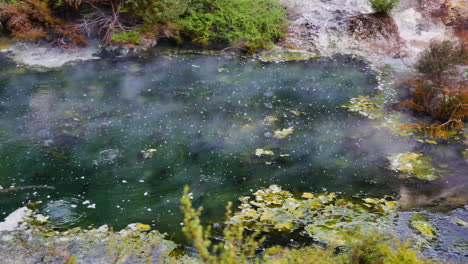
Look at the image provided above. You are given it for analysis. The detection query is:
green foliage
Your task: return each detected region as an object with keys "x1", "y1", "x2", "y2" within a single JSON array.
[
  {"x1": 260, "y1": 246, "x2": 349, "y2": 264},
  {"x1": 127, "y1": 0, "x2": 191, "y2": 26},
  {"x1": 0, "y1": 0, "x2": 287, "y2": 49},
  {"x1": 368, "y1": 0, "x2": 399, "y2": 15},
  {"x1": 415, "y1": 40, "x2": 467, "y2": 83},
  {"x1": 379, "y1": 242, "x2": 437, "y2": 264},
  {"x1": 181, "y1": 186, "x2": 265, "y2": 264},
  {"x1": 179, "y1": 0, "x2": 287, "y2": 51},
  {"x1": 111, "y1": 28, "x2": 142, "y2": 45}
]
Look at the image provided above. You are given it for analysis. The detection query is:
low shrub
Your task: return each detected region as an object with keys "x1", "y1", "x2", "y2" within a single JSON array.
[
  {"x1": 110, "y1": 28, "x2": 142, "y2": 45},
  {"x1": 127, "y1": 0, "x2": 190, "y2": 26},
  {"x1": 179, "y1": 0, "x2": 287, "y2": 51},
  {"x1": 368, "y1": 0, "x2": 399, "y2": 15},
  {"x1": 1, "y1": 0, "x2": 288, "y2": 50},
  {"x1": 0, "y1": 0, "x2": 86, "y2": 45},
  {"x1": 181, "y1": 186, "x2": 264, "y2": 264},
  {"x1": 415, "y1": 40, "x2": 467, "y2": 83},
  {"x1": 399, "y1": 79, "x2": 467, "y2": 138}
]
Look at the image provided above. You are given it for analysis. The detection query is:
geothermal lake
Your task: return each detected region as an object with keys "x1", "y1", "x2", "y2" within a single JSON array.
[{"x1": 0, "y1": 53, "x2": 465, "y2": 242}]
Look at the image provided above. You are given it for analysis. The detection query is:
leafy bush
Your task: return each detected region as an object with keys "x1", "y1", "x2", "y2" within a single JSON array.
[
  {"x1": 179, "y1": 0, "x2": 287, "y2": 51},
  {"x1": 0, "y1": 0, "x2": 287, "y2": 49},
  {"x1": 111, "y1": 28, "x2": 142, "y2": 45},
  {"x1": 181, "y1": 186, "x2": 265, "y2": 264},
  {"x1": 415, "y1": 40, "x2": 467, "y2": 83},
  {"x1": 127, "y1": 0, "x2": 190, "y2": 26},
  {"x1": 399, "y1": 78, "x2": 467, "y2": 138},
  {"x1": 368, "y1": 0, "x2": 399, "y2": 15}
]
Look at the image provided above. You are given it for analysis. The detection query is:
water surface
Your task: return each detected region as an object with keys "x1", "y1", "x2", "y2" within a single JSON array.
[{"x1": 0, "y1": 53, "x2": 464, "y2": 242}]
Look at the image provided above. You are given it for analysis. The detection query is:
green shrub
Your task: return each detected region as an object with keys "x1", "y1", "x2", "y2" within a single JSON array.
[
  {"x1": 111, "y1": 28, "x2": 142, "y2": 45},
  {"x1": 368, "y1": 0, "x2": 399, "y2": 15},
  {"x1": 415, "y1": 40, "x2": 466, "y2": 83},
  {"x1": 127, "y1": 0, "x2": 191, "y2": 26},
  {"x1": 179, "y1": 0, "x2": 287, "y2": 51},
  {"x1": 181, "y1": 186, "x2": 265, "y2": 264}
]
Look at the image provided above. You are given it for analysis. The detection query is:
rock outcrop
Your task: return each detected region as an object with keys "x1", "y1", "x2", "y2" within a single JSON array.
[{"x1": 281, "y1": 0, "x2": 467, "y2": 66}]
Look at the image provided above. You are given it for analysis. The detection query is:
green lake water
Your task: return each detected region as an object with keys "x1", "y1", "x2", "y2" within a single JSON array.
[{"x1": 0, "y1": 53, "x2": 465, "y2": 243}]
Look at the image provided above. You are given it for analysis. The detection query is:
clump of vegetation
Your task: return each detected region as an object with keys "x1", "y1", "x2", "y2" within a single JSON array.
[
  {"x1": 127, "y1": 0, "x2": 190, "y2": 26},
  {"x1": 343, "y1": 96, "x2": 383, "y2": 119},
  {"x1": 415, "y1": 40, "x2": 467, "y2": 84},
  {"x1": 229, "y1": 185, "x2": 398, "y2": 246},
  {"x1": 181, "y1": 186, "x2": 439, "y2": 264},
  {"x1": 0, "y1": 0, "x2": 86, "y2": 46},
  {"x1": 399, "y1": 79, "x2": 467, "y2": 138},
  {"x1": 368, "y1": 0, "x2": 399, "y2": 15},
  {"x1": 178, "y1": 0, "x2": 287, "y2": 51},
  {"x1": 396, "y1": 41, "x2": 467, "y2": 139},
  {"x1": 0, "y1": 0, "x2": 287, "y2": 50},
  {"x1": 181, "y1": 186, "x2": 265, "y2": 264},
  {"x1": 388, "y1": 152, "x2": 442, "y2": 181},
  {"x1": 111, "y1": 28, "x2": 143, "y2": 45}
]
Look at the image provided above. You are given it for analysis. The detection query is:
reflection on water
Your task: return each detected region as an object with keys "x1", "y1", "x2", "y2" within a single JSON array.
[
  {"x1": 41, "y1": 197, "x2": 84, "y2": 228},
  {"x1": 0, "y1": 53, "x2": 465, "y2": 242}
]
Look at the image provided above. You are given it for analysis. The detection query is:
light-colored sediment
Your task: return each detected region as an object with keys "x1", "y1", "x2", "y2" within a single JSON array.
[{"x1": 4, "y1": 42, "x2": 99, "y2": 68}]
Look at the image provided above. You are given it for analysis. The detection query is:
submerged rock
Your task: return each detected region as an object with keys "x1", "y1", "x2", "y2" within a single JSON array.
[{"x1": 396, "y1": 207, "x2": 468, "y2": 263}]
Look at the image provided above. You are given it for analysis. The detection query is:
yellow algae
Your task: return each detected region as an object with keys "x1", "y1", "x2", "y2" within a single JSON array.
[
  {"x1": 263, "y1": 115, "x2": 278, "y2": 125},
  {"x1": 273, "y1": 127, "x2": 294, "y2": 139},
  {"x1": 255, "y1": 149, "x2": 274, "y2": 157},
  {"x1": 141, "y1": 148, "x2": 157, "y2": 159}
]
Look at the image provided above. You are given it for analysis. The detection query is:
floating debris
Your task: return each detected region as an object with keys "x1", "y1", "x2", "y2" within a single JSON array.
[
  {"x1": 231, "y1": 185, "x2": 398, "y2": 246},
  {"x1": 273, "y1": 127, "x2": 294, "y2": 139},
  {"x1": 141, "y1": 148, "x2": 157, "y2": 159},
  {"x1": 263, "y1": 116, "x2": 278, "y2": 125},
  {"x1": 255, "y1": 149, "x2": 274, "y2": 157},
  {"x1": 94, "y1": 149, "x2": 122, "y2": 165},
  {"x1": 289, "y1": 110, "x2": 304, "y2": 116},
  {"x1": 343, "y1": 96, "x2": 382, "y2": 119},
  {"x1": 388, "y1": 152, "x2": 441, "y2": 181}
]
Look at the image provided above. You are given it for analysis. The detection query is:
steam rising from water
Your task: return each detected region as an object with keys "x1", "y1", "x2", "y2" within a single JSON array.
[{"x1": 0, "y1": 53, "x2": 465, "y2": 242}]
